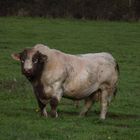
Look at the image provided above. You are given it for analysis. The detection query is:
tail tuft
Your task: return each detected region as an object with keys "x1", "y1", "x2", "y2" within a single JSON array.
[
  {"x1": 115, "y1": 62, "x2": 120, "y2": 75},
  {"x1": 113, "y1": 88, "x2": 118, "y2": 97}
]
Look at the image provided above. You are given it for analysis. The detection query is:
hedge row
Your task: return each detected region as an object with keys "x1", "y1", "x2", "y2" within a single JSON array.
[{"x1": 0, "y1": 0, "x2": 139, "y2": 21}]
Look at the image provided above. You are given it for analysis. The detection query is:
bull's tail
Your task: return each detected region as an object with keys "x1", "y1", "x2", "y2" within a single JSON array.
[
  {"x1": 115, "y1": 61, "x2": 120, "y2": 75},
  {"x1": 113, "y1": 87, "x2": 118, "y2": 97},
  {"x1": 107, "y1": 61, "x2": 119, "y2": 104},
  {"x1": 113, "y1": 61, "x2": 119, "y2": 97},
  {"x1": 107, "y1": 87, "x2": 118, "y2": 105}
]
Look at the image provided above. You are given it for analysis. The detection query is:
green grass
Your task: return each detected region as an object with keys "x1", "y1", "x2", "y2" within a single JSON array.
[{"x1": 0, "y1": 17, "x2": 140, "y2": 140}]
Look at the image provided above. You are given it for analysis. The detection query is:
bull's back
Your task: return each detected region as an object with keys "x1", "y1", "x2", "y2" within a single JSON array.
[{"x1": 81, "y1": 52, "x2": 116, "y2": 65}]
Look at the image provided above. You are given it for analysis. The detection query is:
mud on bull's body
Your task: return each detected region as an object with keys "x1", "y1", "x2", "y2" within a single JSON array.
[{"x1": 12, "y1": 44, "x2": 119, "y2": 120}]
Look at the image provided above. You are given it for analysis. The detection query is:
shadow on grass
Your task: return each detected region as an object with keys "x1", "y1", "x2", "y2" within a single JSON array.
[
  {"x1": 93, "y1": 110, "x2": 140, "y2": 120},
  {"x1": 0, "y1": 78, "x2": 28, "y2": 91},
  {"x1": 3, "y1": 107, "x2": 139, "y2": 122},
  {"x1": 58, "y1": 110, "x2": 140, "y2": 120},
  {"x1": 20, "y1": 108, "x2": 140, "y2": 120},
  {"x1": 58, "y1": 110, "x2": 79, "y2": 116},
  {"x1": 1, "y1": 108, "x2": 36, "y2": 118}
]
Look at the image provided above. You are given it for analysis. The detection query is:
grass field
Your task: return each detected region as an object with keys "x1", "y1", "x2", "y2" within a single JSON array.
[{"x1": 0, "y1": 17, "x2": 140, "y2": 140}]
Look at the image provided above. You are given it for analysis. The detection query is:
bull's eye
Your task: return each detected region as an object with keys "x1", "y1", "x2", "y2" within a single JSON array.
[
  {"x1": 21, "y1": 60, "x2": 25, "y2": 63},
  {"x1": 33, "y1": 59, "x2": 38, "y2": 64}
]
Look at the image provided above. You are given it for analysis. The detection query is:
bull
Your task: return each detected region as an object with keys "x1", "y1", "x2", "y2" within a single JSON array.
[{"x1": 12, "y1": 44, "x2": 119, "y2": 120}]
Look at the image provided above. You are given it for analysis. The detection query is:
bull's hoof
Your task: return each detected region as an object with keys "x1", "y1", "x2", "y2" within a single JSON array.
[
  {"x1": 50, "y1": 111, "x2": 58, "y2": 118},
  {"x1": 41, "y1": 111, "x2": 48, "y2": 117},
  {"x1": 74, "y1": 101, "x2": 79, "y2": 108},
  {"x1": 100, "y1": 115, "x2": 106, "y2": 120},
  {"x1": 79, "y1": 112, "x2": 86, "y2": 117}
]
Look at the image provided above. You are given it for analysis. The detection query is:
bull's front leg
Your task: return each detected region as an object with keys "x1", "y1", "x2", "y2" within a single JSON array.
[
  {"x1": 36, "y1": 98, "x2": 48, "y2": 117},
  {"x1": 33, "y1": 84, "x2": 48, "y2": 117},
  {"x1": 50, "y1": 97, "x2": 59, "y2": 118},
  {"x1": 50, "y1": 88, "x2": 63, "y2": 118}
]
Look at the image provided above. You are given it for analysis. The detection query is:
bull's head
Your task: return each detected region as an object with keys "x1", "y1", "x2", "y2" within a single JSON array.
[{"x1": 12, "y1": 48, "x2": 47, "y2": 81}]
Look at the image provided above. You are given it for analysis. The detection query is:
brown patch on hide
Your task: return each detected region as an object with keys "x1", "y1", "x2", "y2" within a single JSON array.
[
  {"x1": 33, "y1": 82, "x2": 47, "y2": 100},
  {"x1": 19, "y1": 49, "x2": 48, "y2": 113},
  {"x1": 20, "y1": 50, "x2": 47, "y2": 82},
  {"x1": 32, "y1": 80, "x2": 48, "y2": 114}
]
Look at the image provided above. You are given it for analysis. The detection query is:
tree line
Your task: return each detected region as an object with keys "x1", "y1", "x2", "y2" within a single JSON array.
[{"x1": 0, "y1": 0, "x2": 139, "y2": 21}]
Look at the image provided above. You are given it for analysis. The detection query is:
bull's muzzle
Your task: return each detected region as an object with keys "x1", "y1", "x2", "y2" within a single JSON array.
[{"x1": 23, "y1": 68, "x2": 33, "y2": 76}]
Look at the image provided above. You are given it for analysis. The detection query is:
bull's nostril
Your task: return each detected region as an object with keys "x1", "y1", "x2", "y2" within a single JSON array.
[{"x1": 24, "y1": 69, "x2": 32, "y2": 74}]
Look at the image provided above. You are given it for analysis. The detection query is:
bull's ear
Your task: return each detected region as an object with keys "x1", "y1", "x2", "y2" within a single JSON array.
[{"x1": 11, "y1": 53, "x2": 21, "y2": 61}]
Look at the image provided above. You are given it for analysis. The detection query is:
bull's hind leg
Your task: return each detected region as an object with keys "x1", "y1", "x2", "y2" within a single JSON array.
[
  {"x1": 100, "y1": 85, "x2": 117, "y2": 120},
  {"x1": 79, "y1": 90, "x2": 101, "y2": 117},
  {"x1": 80, "y1": 97, "x2": 93, "y2": 116},
  {"x1": 100, "y1": 87, "x2": 109, "y2": 120}
]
